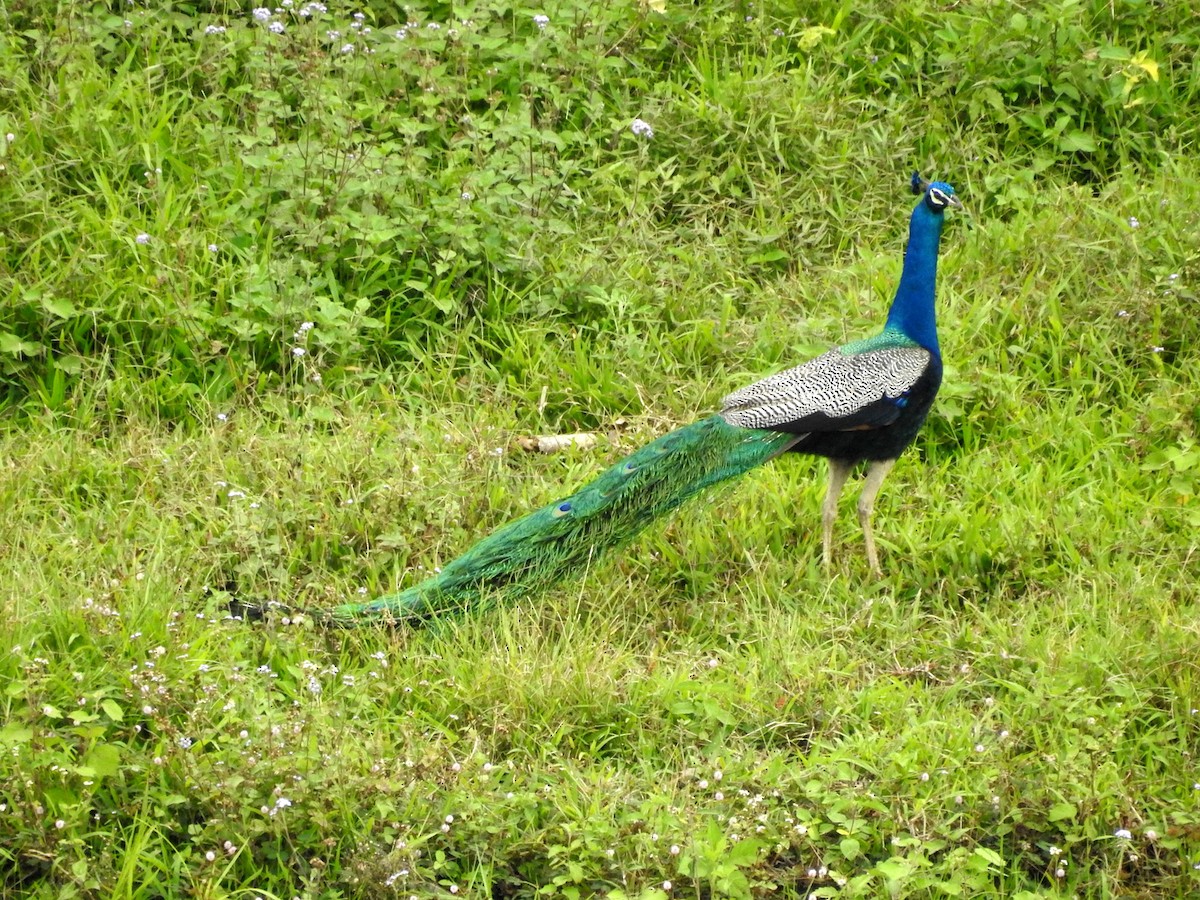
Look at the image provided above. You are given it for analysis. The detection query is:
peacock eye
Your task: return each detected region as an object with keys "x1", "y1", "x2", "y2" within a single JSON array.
[{"x1": 929, "y1": 188, "x2": 950, "y2": 208}]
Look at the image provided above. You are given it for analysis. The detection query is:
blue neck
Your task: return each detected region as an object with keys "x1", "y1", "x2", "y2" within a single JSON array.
[{"x1": 884, "y1": 202, "x2": 945, "y2": 356}]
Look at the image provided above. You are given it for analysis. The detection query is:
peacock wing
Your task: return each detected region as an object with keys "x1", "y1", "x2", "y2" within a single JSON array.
[{"x1": 718, "y1": 346, "x2": 932, "y2": 432}]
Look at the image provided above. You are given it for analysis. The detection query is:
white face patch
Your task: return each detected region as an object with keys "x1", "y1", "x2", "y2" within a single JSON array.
[{"x1": 929, "y1": 187, "x2": 951, "y2": 208}]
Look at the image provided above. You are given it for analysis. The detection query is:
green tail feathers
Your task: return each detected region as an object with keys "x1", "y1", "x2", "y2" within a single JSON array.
[{"x1": 321, "y1": 416, "x2": 799, "y2": 626}]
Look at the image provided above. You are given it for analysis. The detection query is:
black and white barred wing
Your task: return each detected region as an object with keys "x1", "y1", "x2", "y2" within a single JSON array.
[{"x1": 719, "y1": 347, "x2": 932, "y2": 431}]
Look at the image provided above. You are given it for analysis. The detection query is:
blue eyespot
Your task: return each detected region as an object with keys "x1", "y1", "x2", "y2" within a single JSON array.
[
  {"x1": 552, "y1": 502, "x2": 572, "y2": 518},
  {"x1": 623, "y1": 462, "x2": 638, "y2": 473}
]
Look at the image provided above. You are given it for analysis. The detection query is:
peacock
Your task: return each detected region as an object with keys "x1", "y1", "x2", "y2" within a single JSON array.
[{"x1": 316, "y1": 173, "x2": 961, "y2": 626}]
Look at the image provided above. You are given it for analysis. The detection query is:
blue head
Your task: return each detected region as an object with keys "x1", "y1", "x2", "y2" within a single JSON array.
[
  {"x1": 884, "y1": 173, "x2": 962, "y2": 355},
  {"x1": 910, "y1": 171, "x2": 962, "y2": 214}
]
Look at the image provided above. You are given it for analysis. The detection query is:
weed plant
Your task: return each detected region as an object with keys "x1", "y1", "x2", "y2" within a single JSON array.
[{"x1": 1, "y1": 1, "x2": 1199, "y2": 898}]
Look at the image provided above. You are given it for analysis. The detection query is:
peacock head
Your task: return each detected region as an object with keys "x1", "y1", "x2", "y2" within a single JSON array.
[{"x1": 910, "y1": 172, "x2": 962, "y2": 214}]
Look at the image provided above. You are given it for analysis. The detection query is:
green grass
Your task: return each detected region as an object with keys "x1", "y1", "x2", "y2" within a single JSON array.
[{"x1": 2, "y1": 1, "x2": 1200, "y2": 898}]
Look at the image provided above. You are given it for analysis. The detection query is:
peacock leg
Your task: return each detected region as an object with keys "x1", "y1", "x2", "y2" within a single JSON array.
[
  {"x1": 821, "y1": 458, "x2": 854, "y2": 568},
  {"x1": 857, "y1": 458, "x2": 897, "y2": 575}
]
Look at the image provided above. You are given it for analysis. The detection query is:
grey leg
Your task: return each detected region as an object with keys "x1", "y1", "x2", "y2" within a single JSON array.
[
  {"x1": 858, "y1": 458, "x2": 897, "y2": 575},
  {"x1": 821, "y1": 458, "x2": 854, "y2": 568}
]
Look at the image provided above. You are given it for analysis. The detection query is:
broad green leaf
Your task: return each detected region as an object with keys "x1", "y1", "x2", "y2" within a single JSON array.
[
  {"x1": 798, "y1": 25, "x2": 835, "y2": 50},
  {"x1": 1048, "y1": 802, "x2": 1077, "y2": 822},
  {"x1": 0, "y1": 332, "x2": 45, "y2": 356},
  {"x1": 726, "y1": 839, "x2": 760, "y2": 866},
  {"x1": 974, "y1": 847, "x2": 1005, "y2": 868},
  {"x1": 86, "y1": 743, "x2": 123, "y2": 778},
  {"x1": 1058, "y1": 131, "x2": 1096, "y2": 153},
  {"x1": 0, "y1": 725, "x2": 34, "y2": 744},
  {"x1": 101, "y1": 699, "x2": 124, "y2": 722},
  {"x1": 1130, "y1": 52, "x2": 1160, "y2": 81},
  {"x1": 875, "y1": 858, "x2": 911, "y2": 881},
  {"x1": 41, "y1": 296, "x2": 78, "y2": 318}
]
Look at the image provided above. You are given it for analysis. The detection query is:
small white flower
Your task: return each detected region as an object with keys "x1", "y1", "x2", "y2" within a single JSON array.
[
  {"x1": 919, "y1": 771, "x2": 929, "y2": 781},
  {"x1": 341, "y1": 43, "x2": 354, "y2": 54},
  {"x1": 669, "y1": 844, "x2": 680, "y2": 855},
  {"x1": 135, "y1": 233, "x2": 150, "y2": 245},
  {"x1": 1117, "y1": 309, "x2": 1131, "y2": 318},
  {"x1": 1114, "y1": 828, "x2": 1132, "y2": 840},
  {"x1": 1169, "y1": 273, "x2": 1180, "y2": 281},
  {"x1": 292, "y1": 347, "x2": 306, "y2": 357},
  {"x1": 4, "y1": 133, "x2": 14, "y2": 142},
  {"x1": 269, "y1": 21, "x2": 285, "y2": 33},
  {"x1": 630, "y1": 118, "x2": 654, "y2": 138},
  {"x1": 1144, "y1": 829, "x2": 1158, "y2": 840},
  {"x1": 178, "y1": 736, "x2": 193, "y2": 749},
  {"x1": 662, "y1": 882, "x2": 671, "y2": 891},
  {"x1": 460, "y1": 191, "x2": 473, "y2": 201},
  {"x1": 227, "y1": 489, "x2": 245, "y2": 499},
  {"x1": 253, "y1": 8, "x2": 271, "y2": 21},
  {"x1": 1128, "y1": 216, "x2": 1140, "y2": 229},
  {"x1": 533, "y1": 13, "x2": 549, "y2": 28},
  {"x1": 1048, "y1": 845, "x2": 1061, "y2": 856},
  {"x1": 1055, "y1": 867, "x2": 1065, "y2": 878},
  {"x1": 427, "y1": 22, "x2": 440, "y2": 29},
  {"x1": 204, "y1": 24, "x2": 226, "y2": 35},
  {"x1": 1151, "y1": 346, "x2": 1164, "y2": 353},
  {"x1": 205, "y1": 850, "x2": 216, "y2": 861}
]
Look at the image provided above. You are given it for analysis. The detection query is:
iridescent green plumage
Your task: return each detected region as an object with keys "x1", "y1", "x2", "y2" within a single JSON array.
[{"x1": 321, "y1": 416, "x2": 799, "y2": 625}]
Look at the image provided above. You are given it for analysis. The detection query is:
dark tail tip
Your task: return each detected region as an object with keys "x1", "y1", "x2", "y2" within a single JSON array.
[
  {"x1": 225, "y1": 595, "x2": 318, "y2": 625},
  {"x1": 226, "y1": 596, "x2": 268, "y2": 622}
]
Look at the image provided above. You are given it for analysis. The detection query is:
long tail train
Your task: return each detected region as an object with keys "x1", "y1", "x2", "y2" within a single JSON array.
[{"x1": 317, "y1": 415, "x2": 799, "y2": 626}]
